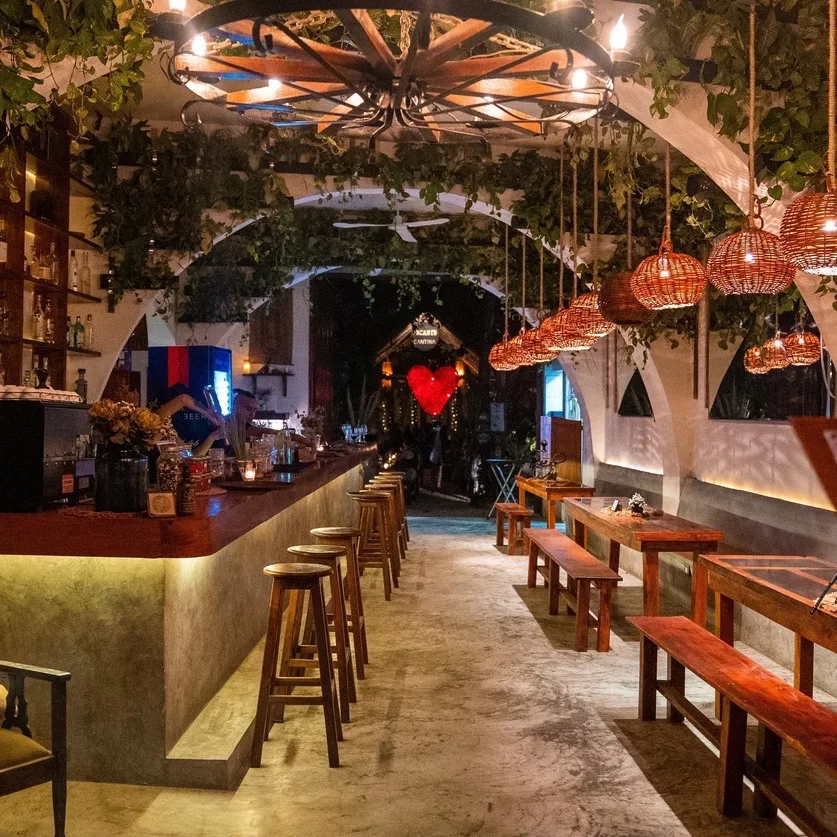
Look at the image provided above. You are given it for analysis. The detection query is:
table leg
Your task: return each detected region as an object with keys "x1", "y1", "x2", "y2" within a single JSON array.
[
  {"x1": 794, "y1": 635, "x2": 814, "y2": 697},
  {"x1": 642, "y1": 550, "x2": 660, "y2": 616},
  {"x1": 691, "y1": 553, "x2": 708, "y2": 628},
  {"x1": 715, "y1": 592, "x2": 735, "y2": 719},
  {"x1": 573, "y1": 520, "x2": 586, "y2": 549},
  {"x1": 546, "y1": 499, "x2": 556, "y2": 530},
  {"x1": 607, "y1": 540, "x2": 620, "y2": 574},
  {"x1": 519, "y1": 486, "x2": 528, "y2": 512},
  {"x1": 495, "y1": 509, "x2": 504, "y2": 547}
]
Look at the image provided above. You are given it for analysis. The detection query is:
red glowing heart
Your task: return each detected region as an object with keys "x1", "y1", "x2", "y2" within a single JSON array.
[{"x1": 406, "y1": 365, "x2": 458, "y2": 416}]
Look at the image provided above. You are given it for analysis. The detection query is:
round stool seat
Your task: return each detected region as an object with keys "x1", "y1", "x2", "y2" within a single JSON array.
[
  {"x1": 380, "y1": 470, "x2": 404, "y2": 475},
  {"x1": 349, "y1": 491, "x2": 389, "y2": 501},
  {"x1": 311, "y1": 526, "x2": 362, "y2": 538},
  {"x1": 288, "y1": 544, "x2": 346, "y2": 561},
  {"x1": 263, "y1": 562, "x2": 331, "y2": 579}
]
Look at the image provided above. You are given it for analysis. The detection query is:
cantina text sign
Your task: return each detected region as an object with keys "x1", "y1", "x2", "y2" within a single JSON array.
[{"x1": 412, "y1": 315, "x2": 440, "y2": 351}]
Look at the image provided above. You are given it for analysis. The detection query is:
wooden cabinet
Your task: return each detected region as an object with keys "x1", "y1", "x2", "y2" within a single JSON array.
[
  {"x1": 0, "y1": 115, "x2": 102, "y2": 390},
  {"x1": 539, "y1": 416, "x2": 582, "y2": 483}
]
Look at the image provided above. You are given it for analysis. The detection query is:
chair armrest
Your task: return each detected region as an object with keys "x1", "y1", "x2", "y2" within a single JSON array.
[{"x1": 0, "y1": 661, "x2": 70, "y2": 682}]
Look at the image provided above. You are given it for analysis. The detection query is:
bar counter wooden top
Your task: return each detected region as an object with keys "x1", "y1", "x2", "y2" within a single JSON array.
[{"x1": 0, "y1": 446, "x2": 375, "y2": 559}]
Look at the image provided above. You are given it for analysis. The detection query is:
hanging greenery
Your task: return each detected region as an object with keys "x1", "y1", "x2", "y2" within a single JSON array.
[{"x1": 0, "y1": 0, "x2": 153, "y2": 200}]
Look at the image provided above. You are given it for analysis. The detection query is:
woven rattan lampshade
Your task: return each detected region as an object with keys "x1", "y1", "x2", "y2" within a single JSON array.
[
  {"x1": 783, "y1": 329, "x2": 821, "y2": 365},
  {"x1": 743, "y1": 345, "x2": 771, "y2": 374},
  {"x1": 780, "y1": 191, "x2": 837, "y2": 275},
  {"x1": 540, "y1": 309, "x2": 598, "y2": 351},
  {"x1": 599, "y1": 271, "x2": 654, "y2": 325},
  {"x1": 521, "y1": 326, "x2": 557, "y2": 364},
  {"x1": 761, "y1": 334, "x2": 790, "y2": 370},
  {"x1": 707, "y1": 228, "x2": 795, "y2": 294},
  {"x1": 489, "y1": 341, "x2": 511, "y2": 371},
  {"x1": 505, "y1": 334, "x2": 529, "y2": 368},
  {"x1": 570, "y1": 292, "x2": 616, "y2": 337},
  {"x1": 631, "y1": 244, "x2": 707, "y2": 310}
]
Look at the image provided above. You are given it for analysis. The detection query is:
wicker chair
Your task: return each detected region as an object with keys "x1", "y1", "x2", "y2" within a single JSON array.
[{"x1": 0, "y1": 661, "x2": 70, "y2": 836}]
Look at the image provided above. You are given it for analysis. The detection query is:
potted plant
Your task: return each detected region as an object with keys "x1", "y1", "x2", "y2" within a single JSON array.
[{"x1": 88, "y1": 400, "x2": 166, "y2": 512}]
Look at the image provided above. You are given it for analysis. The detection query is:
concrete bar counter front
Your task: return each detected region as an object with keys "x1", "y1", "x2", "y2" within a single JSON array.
[{"x1": 0, "y1": 446, "x2": 376, "y2": 789}]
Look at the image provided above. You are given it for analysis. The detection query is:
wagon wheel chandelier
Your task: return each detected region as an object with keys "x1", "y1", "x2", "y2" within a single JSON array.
[{"x1": 151, "y1": 1, "x2": 619, "y2": 141}]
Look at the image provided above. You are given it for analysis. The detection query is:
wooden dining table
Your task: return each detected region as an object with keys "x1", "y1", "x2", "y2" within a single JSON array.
[
  {"x1": 693, "y1": 554, "x2": 837, "y2": 696},
  {"x1": 563, "y1": 497, "x2": 724, "y2": 617},
  {"x1": 515, "y1": 476, "x2": 594, "y2": 529}
]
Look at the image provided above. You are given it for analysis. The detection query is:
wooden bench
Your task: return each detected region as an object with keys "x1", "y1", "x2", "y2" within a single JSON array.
[
  {"x1": 629, "y1": 615, "x2": 837, "y2": 837},
  {"x1": 495, "y1": 502, "x2": 534, "y2": 555},
  {"x1": 525, "y1": 528, "x2": 622, "y2": 652}
]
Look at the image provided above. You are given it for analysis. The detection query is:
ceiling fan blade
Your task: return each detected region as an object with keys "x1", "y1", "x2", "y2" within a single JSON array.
[
  {"x1": 404, "y1": 218, "x2": 451, "y2": 228},
  {"x1": 394, "y1": 225, "x2": 418, "y2": 243},
  {"x1": 333, "y1": 222, "x2": 387, "y2": 229}
]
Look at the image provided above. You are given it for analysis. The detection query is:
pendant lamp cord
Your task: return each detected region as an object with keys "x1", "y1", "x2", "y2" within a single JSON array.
[
  {"x1": 521, "y1": 235, "x2": 527, "y2": 334},
  {"x1": 573, "y1": 161, "x2": 578, "y2": 300},
  {"x1": 627, "y1": 124, "x2": 634, "y2": 271},
  {"x1": 748, "y1": 0, "x2": 757, "y2": 224},
  {"x1": 559, "y1": 146, "x2": 565, "y2": 308},
  {"x1": 593, "y1": 118, "x2": 599, "y2": 290},
  {"x1": 504, "y1": 223, "x2": 509, "y2": 341},
  {"x1": 830, "y1": 0, "x2": 836, "y2": 189},
  {"x1": 539, "y1": 242, "x2": 544, "y2": 320},
  {"x1": 664, "y1": 142, "x2": 672, "y2": 247}
]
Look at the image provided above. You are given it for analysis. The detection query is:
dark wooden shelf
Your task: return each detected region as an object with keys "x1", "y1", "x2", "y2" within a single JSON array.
[
  {"x1": 24, "y1": 275, "x2": 65, "y2": 293},
  {"x1": 67, "y1": 346, "x2": 101, "y2": 357},
  {"x1": 68, "y1": 231, "x2": 102, "y2": 252},
  {"x1": 69, "y1": 175, "x2": 94, "y2": 197},
  {"x1": 22, "y1": 337, "x2": 63, "y2": 351},
  {"x1": 25, "y1": 212, "x2": 65, "y2": 236},
  {"x1": 67, "y1": 289, "x2": 102, "y2": 304},
  {"x1": 1, "y1": 274, "x2": 100, "y2": 304}
]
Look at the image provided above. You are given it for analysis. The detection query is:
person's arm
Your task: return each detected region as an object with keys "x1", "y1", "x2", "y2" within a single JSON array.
[
  {"x1": 156, "y1": 393, "x2": 224, "y2": 427},
  {"x1": 288, "y1": 431, "x2": 315, "y2": 448},
  {"x1": 193, "y1": 427, "x2": 225, "y2": 457}
]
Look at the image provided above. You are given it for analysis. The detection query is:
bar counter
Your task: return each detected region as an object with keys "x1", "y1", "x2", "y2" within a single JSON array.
[{"x1": 0, "y1": 446, "x2": 376, "y2": 788}]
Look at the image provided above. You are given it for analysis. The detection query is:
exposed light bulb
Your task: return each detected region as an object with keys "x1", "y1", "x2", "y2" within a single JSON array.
[
  {"x1": 823, "y1": 219, "x2": 837, "y2": 232},
  {"x1": 610, "y1": 14, "x2": 628, "y2": 51},
  {"x1": 659, "y1": 268, "x2": 671, "y2": 279},
  {"x1": 347, "y1": 93, "x2": 364, "y2": 107},
  {"x1": 483, "y1": 95, "x2": 494, "y2": 103},
  {"x1": 169, "y1": 0, "x2": 186, "y2": 11},
  {"x1": 268, "y1": 78, "x2": 282, "y2": 91},
  {"x1": 570, "y1": 68, "x2": 589, "y2": 90},
  {"x1": 744, "y1": 252, "x2": 755, "y2": 263},
  {"x1": 773, "y1": 337, "x2": 783, "y2": 349},
  {"x1": 191, "y1": 34, "x2": 207, "y2": 56}
]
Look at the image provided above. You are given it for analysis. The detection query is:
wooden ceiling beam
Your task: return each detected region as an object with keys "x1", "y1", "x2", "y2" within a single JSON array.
[
  {"x1": 226, "y1": 82, "x2": 347, "y2": 105},
  {"x1": 442, "y1": 93, "x2": 541, "y2": 134},
  {"x1": 174, "y1": 54, "x2": 366, "y2": 84},
  {"x1": 335, "y1": 9, "x2": 397, "y2": 76},
  {"x1": 413, "y1": 19, "x2": 497, "y2": 74},
  {"x1": 424, "y1": 50, "x2": 575, "y2": 83}
]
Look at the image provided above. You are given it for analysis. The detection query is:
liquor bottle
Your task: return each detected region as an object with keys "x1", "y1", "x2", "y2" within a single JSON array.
[
  {"x1": 79, "y1": 251, "x2": 91, "y2": 295},
  {"x1": 85, "y1": 313, "x2": 94, "y2": 349},
  {"x1": 74, "y1": 368, "x2": 88, "y2": 403},
  {"x1": 66, "y1": 316, "x2": 71, "y2": 345},
  {"x1": 0, "y1": 292, "x2": 9, "y2": 337},
  {"x1": 69, "y1": 250, "x2": 78, "y2": 291},
  {"x1": 38, "y1": 248, "x2": 51, "y2": 282},
  {"x1": 22, "y1": 369, "x2": 32, "y2": 387},
  {"x1": 49, "y1": 242, "x2": 59, "y2": 284},
  {"x1": 73, "y1": 315, "x2": 84, "y2": 349},
  {"x1": 44, "y1": 298, "x2": 54, "y2": 343},
  {"x1": 32, "y1": 296, "x2": 43, "y2": 341},
  {"x1": 0, "y1": 217, "x2": 7, "y2": 267},
  {"x1": 0, "y1": 352, "x2": 5, "y2": 386}
]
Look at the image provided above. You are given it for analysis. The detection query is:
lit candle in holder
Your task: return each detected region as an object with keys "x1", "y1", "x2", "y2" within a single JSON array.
[{"x1": 238, "y1": 460, "x2": 257, "y2": 481}]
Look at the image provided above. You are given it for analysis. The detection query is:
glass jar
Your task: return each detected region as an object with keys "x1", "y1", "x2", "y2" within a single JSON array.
[
  {"x1": 157, "y1": 443, "x2": 191, "y2": 492},
  {"x1": 208, "y1": 448, "x2": 225, "y2": 479},
  {"x1": 188, "y1": 456, "x2": 211, "y2": 493}
]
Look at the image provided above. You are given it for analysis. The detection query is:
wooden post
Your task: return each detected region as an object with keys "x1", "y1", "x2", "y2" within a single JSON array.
[
  {"x1": 667, "y1": 657, "x2": 685, "y2": 724},
  {"x1": 717, "y1": 697, "x2": 747, "y2": 816},
  {"x1": 753, "y1": 724, "x2": 782, "y2": 818},
  {"x1": 639, "y1": 635, "x2": 658, "y2": 721}
]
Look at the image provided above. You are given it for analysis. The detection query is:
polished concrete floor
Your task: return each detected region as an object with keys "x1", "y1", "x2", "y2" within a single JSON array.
[{"x1": 1, "y1": 516, "x2": 835, "y2": 836}]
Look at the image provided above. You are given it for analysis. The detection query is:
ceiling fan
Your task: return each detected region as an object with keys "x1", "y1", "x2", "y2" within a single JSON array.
[{"x1": 333, "y1": 211, "x2": 450, "y2": 244}]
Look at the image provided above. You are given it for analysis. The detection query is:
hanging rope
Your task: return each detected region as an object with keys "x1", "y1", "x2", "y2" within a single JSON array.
[
  {"x1": 593, "y1": 118, "x2": 600, "y2": 289},
  {"x1": 572, "y1": 160, "x2": 578, "y2": 300},
  {"x1": 521, "y1": 234, "x2": 527, "y2": 333},
  {"x1": 504, "y1": 223, "x2": 509, "y2": 340},
  {"x1": 559, "y1": 146, "x2": 565, "y2": 308},
  {"x1": 748, "y1": 0, "x2": 757, "y2": 223},
  {"x1": 830, "y1": 0, "x2": 836, "y2": 189},
  {"x1": 627, "y1": 124, "x2": 634, "y2": 271},
  {"x1": 539, "y1": 242, "x2": 544, "y2": 316},
  {"x1": 664, "y1": 142, "x2": 672, "y2": 246}
]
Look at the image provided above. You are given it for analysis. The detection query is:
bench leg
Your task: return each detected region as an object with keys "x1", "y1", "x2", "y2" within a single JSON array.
[
  {"x1": 794, "y1": 635, "x2": 814, "y2": 697},
  {"x1": 639, "y1": 635, "x2": 658, "y2": 721},
  {"x1": 575, "y1": 580, "x2": 591, "y2": 652},
  {"x1": 608, "y1": 540, "x2": 620, "y2": 574},
  {"x1": 753, "y1": 725, "x2": 782, "y2": 818},
  {"x1": 508, "y1": 517, "x2": 519, "y2": 555},
  {"x1": 667, "y1": 657, "x2": 685, "y2": 723},
  {"x1": 496, "y1": 511, "x2": 504, "y2": 547},
  {"x1": 717, "y1": 697, "x2": 747, "y2": 817},
  {"x1": 527, "y1": 540, "x2": 539, "y2": 588},
  {"x1": 548, "y1": 561, "x2": 561, "y2": 616},
  {"x1": 566, "y1": 577, "x2": 577, "y2": 615},
  {"x1": 596, "y1": 582, "x2": 612, "y2": 652}
]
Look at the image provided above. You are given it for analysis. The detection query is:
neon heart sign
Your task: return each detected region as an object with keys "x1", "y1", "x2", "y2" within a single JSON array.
[{"x1": 406, "y1": 365, "x2": 458, "y2": 416}]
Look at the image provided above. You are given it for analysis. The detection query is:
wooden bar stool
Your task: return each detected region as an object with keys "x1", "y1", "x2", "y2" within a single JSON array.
[
  {"x1": 251, "y1": 561, "x2": 341, "y2": 768},
  {"x1": 311, "y1": 527, "x2": 368, "y2": 680},
  {"x1": 349, "y1": 492, "x2": 395, "y2": 600},
  {"x1": 288, "y1": 545, "x2": 356, "y2": 725},
  {"x1": 367, "y1": 480, "x2": 407, "y2": 568},
  {"x1": 361, "y1": 486, "x2": 402, "y2": 581},
  {"x1": 379, "y1": 471, "x2": 410, "y2": 541},
  {"x1": 370, "y1": 475, "x2": 408, "y2": 550}
]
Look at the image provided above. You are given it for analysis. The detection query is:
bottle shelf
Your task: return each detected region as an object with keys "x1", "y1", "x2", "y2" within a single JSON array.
[
  {"x1": 67, "y1": 346, "x2": 101, "y2": 357},
  {"x1": 23, "y1": 337, "x2": 63, "y2": 351},
  {"x1": 25, "y1": 212, "x2": 65, "y2": 236},
  {"x1": 68, "y1": 231, "x2": 102, "y2": 253},
  {"x1": 67, "y1": 289, "x2": 102, "y2": 304}
]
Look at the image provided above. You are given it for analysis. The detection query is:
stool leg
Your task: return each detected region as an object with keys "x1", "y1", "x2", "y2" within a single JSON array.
[
  {"x1": 345, "y1": 538, "x2": 368, "y2": 675},
  {"x1": 310, "y1": 579, "x2": 341, "y2": 767},
  {"x1": 379, "y1": 507, "x2": 398, "y2": 590},
  {"x1": 330, "y1": 566, "x2": 355, "y2": 722},
  {"x1": 496, "y1": 511, "x2": 504, "y2": 547},
  {"x1": 251, "y1": 579, "x2": 284, "y2": 768},
  {"x1": 273, "y1": 588, "x2": 303, "y2": 725}
]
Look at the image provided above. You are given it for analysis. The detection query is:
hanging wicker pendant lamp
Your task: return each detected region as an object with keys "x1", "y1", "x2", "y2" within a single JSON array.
[
  {"x1": 514, "y1": 236, "x2": 537, "y2": 367},
  {"x1": 780, "y1": 0, "x2": 837, "y2": 275},
  {"x1": 743, "y1": 345, "x2": 771, "y2": 374},
  {"x1": 760, "y1": 332, "x2": 790, "y2": 369},
  {"x1": 708, "y1": 0, "x2": 795, "y2": 295},
  {"x1": 521, "y1": 245, "x2": 559, "y2": 363},
  {"x1": 631, "y1": 143, "x2": 707, "y2": 309},
  {"x1": 783, "y1": 329, "x2": 821, "y2": 365}
]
